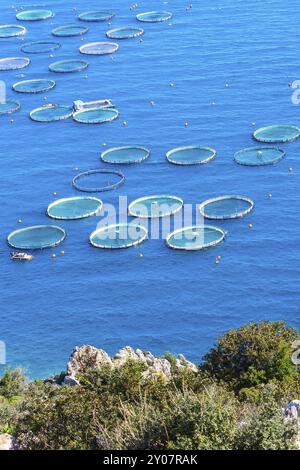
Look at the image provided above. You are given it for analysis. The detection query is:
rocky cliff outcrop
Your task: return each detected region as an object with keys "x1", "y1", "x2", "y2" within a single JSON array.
[
  {"x1": 63, "y1": 345, "x2": 198, "y2": 385},
  {"x1": 0, "y1": 433, "x2": 15, "y2": 450}
]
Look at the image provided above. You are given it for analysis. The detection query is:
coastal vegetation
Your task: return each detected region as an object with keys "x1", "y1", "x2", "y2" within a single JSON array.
[{"x1": 0, "y1": 321, "x2": 299, "y2": 450}]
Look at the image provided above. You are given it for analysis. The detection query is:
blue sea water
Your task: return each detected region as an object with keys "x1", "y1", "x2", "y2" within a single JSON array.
[{"x1": 1, "y1": 0, "x2": 300, "y2": 378}]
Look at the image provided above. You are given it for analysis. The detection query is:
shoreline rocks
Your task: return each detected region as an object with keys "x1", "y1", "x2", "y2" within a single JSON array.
[
  {"x1": 0, "y1": 433, "x2": 16, "y2": 450},
  {"x1": 63, "y1": 345, "x2": 198, "y2": 385}
]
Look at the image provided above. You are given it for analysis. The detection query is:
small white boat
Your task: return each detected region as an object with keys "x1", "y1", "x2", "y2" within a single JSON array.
[
  {"x1": 11, "y1": 252, "x2": 33, "y2": 261},
  {"x1": 73, "y1": 99, "x2": 114, "y2": 111}
]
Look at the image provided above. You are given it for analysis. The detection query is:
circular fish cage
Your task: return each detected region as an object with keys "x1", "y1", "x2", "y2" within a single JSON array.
[
  {"x1": 90, "y1": 223, "x2": 147, "y2": 249},
  {"x1": 136, "y1": 11, "x2": 173, "y2": 23},
  {"x1": 16, "y1": 10, "x2": 54, "y2": 21},
  {"x1": 7, "y1": 225, "x2": 66, "y2": 250},
  {"x1": 0, "y1": 100, "x2": 20, "y2": 115},
  {"x1": 253, "y1": 125, "x2": 300, "y2": 143},
  {"x1": 129, "y1": 195, "x2": 183, "y2": 218},
  {"x1": 30, "y1": 104, "x2": 73, "y2": 122},
  {"x1": 79, "y1": 42, "x2": 119, "y2": 55},
  {"x1": 0, "y1": 57, "x2": 30, "y2": 71},
  {"x1": 0, "y1": 25, "x2": 27, "y2": 37},
  {"x1": 234, "y1": 146, "x2": 285, "y2": 166},
  {"x1": 166, "y1": 225, "x2": 225, "y2": 251},
  {"x1": 52, "y1": 25, "x2": 89, "y2": 37},
  {"x1": 47, "y1": 196, "x2": 103, "y2": 220},
  {"x1": 72, "y1": 169, "x2": 125, "y2": 192},
  {"x1": 101, "y1": 146, "x2": 150, "y2": 164},
  {"x1": 73, "y1": 107, "x2": 118, "y2": 124},
  {"x1": 49, "y1": 59, "x2": 89, "y2": 73},
  {"x1": 199, "y1": 195, "x2": 254, "y2": 220},
  {"x1": 21, "y1": 41, "x2": 61, "y2": 54},
  {"x1": 106, "y1": 26, "x2": 144, "y2": 39},
  {"x1": 78, "y1": 11, "x2": 115, "y2": 22},
  {"x1": 13, "y1": 79, "x2": 56, "y2": 94},
  {"x1": 166, "y1": 146, "x2": 216, "y2": 165}
]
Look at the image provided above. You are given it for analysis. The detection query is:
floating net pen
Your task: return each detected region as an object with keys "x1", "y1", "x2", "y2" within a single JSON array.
[
  {"x1": 129, "y1": 195, "x2": 183, "y2": 218},
  {"x1": 90, "y1": 223, "x2": 147, "y2": 249},
  {"x1": 47, "y1": 196, "x2": 103, "y2": 220},
  {"x1": 49, "y1": 59, "x2": 89, "y2": 73},
  {"x1": 253, "y1": 125, "x2": 300, "y2": 143},
  {"x1": 52, "y1": 25, "x2": 89, "y2": 37},
  {"x1": 100, "y1": 146, "x2": 150, "y2": 164},
  {"x1": 166, "y1": 225, "x2": 225, "y2": 251},
  {"x1": 7, "y1": 225, "x2": 66, "y2": 249},
  {"x1": 136, "y1": 11, "x2": 173, "y2": 23},
  {"x1": 199, "y1": 195, "x2": 254, "y2": 220},
  {"x1": 79, "y1": 42, "x2": 119, "y2": 55},
  {"x1": 234, "y1": 147, "x2": 285, "y2": 166},
  {"x1": 30, "y1": 104, "x2": 73, "y2": 122},
  {"x1": 78, "y1": 11, "x2": 115, "y2": 22},
  {"x1": 73, "y1": 107, "x2": 118, "y2": 124},
  {"x1": 0, "y1": 25, "x2": 27, "y2": 37},
  {"x1": 0, "y1": 100, "x2": 21, "y2": 115},
  {"x1": 106, "y1": 27, "x2": 144, "y2": 39},
  {"x1": 13, "y1": 79, "x2": 56, "y2": 94},
  {"x1": 166, "y1": 146, "x2": 216, "y2": 165},
  {"x1": 16, "y1": 10, "x2": 54, "y2": 21},
  {"x1": 21, "y1": 41, "x2": 61, "y2": 54},
  {"x1": 72, "y1": 169, "x2": 125, "y2": 192},
  {"x1": 0, "y1": 57, "x2": 30, "y2": 71}
]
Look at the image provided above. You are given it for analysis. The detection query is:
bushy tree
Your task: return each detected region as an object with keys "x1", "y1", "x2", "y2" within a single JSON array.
[
  {"x1": 0, "y1": 368, "x2": 27, "y2": 400},
  {"x1": 203, "y1": 321, "x2": 299, "y2": 391}
]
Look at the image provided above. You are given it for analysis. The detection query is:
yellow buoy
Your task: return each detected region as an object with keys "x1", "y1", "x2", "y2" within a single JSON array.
[{"x1": 60, "y1": 250, "x2": 65, "y2": 255}]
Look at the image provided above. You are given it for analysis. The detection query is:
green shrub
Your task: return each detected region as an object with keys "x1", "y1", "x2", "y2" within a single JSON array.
[{"x1": 203, "y1": 321, "x2": 299, "y2": 391}]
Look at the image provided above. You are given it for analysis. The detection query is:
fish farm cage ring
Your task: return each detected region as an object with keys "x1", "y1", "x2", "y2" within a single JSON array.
[
  {"x1": 0, "y1": 100, "x2": 20, "y2": 115},
  {"x1": 78, "y1": 11, "x2": 115, "y2": 22},
  {"x1": 72, "y1": 169, "x2": 125, "y2": 193},
  {"x1": 199, "y1": 195, "x2": 254, "y2": 220},
  {"x1": 100, "y1": 146, "x2": 150, "y2": 164},
  {"x1": 13, "y1": 79, "x2": 56, "y2": 94},
  {"x1": 21, "y1": 41, "x2": 61, "y2": 54},
  {"x1": 128, "y1": 195, "x2": 183, "y2": 218},
  {"x1": 0, "y1": 25, "x2": 27, "y2": 37},
  {"x1": 90, "y1": 223, "x2": 147, "y2": 249},
  {"x1": 73, "y1": 107, "x2": 119, "y2": 124},
  {"x1": 30, "y1": 104, "x2": 73, "y2": 122},
  {"x1": 49, "y1": 59, "x2": 89, "y2": 73},
  {"x1": 166, "y1": 146, "x2": 216, "y2": 165},
  {"x1": 7, "y1": 225, "x2": 66, "y2": 250},
  {"x1": 79, "y1": 42, "x2": 119, "y2": 55},
  {"x1": 0, "y1": 57, "x2": 30, "y2": 71},
  {"x1": 234, "y1": 147, "x2": 286, "y2": 166},
  {"x1": 136, "y1": 11, "x2": 173, "y2": 23},
  {"x1": 16, "y1": 10, "x2": 54, "y2": 21},
  {"x1": 106, "y1": 27, "x2": 144, "y2": 39},
  {"x1": 52, "y1": 25, "x2": 89, "y2": 37},
  {"x1": 253, "y1": 125, "x2": 300, "y2": 143},
  {"x1": 47, "y1": 196, "x2": 103, "y2": 220},
  {"x1": 166, "y1": 225, "x2": 225, "y2": 251}
]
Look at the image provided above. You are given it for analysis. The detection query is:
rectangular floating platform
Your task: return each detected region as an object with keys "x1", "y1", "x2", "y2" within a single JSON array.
[{"x1": 73, "y1": 99, "x2": 114, "y2": 111}]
